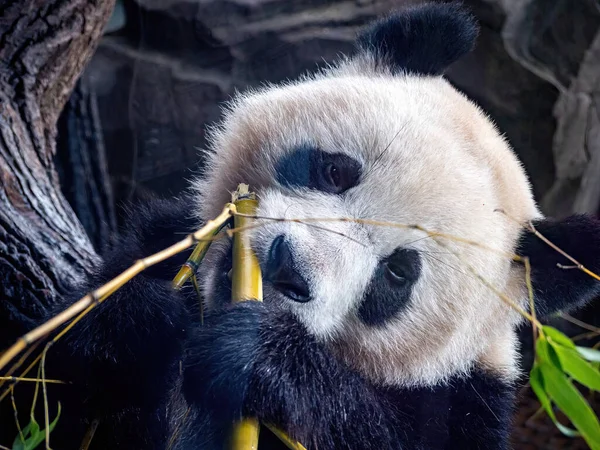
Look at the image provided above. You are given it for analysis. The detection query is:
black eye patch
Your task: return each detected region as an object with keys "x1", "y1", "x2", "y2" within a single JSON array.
[
  {"x1": 358, "y1": 248, "x2": 421, "y2": 327},
  {"x1": 276, "y1": 146, "x2": 362, "y2": 194}
]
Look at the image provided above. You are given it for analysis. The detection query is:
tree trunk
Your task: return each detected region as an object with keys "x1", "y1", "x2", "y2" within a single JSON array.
[{"x1": 0, "y1": 0, "x2": 115, "y2": 346}]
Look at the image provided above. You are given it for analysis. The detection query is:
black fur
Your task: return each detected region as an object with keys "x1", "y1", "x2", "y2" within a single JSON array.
[
  {"x1": 358, "y1": 247, "x2": 422, "y2": 326},
  {"x1": 210, "y1": 237, "x2": 234, "y2": 307},
  {"x1": 117, "y1": 195, "x2": 199, "y2": 279},
  {"x1": 516, "y1": 214, "x2": 600, "y2": 318},
  {"x1": 356, "y1": 2, "x2": 479, "y2": 76},
  {"x1": 182, "y1": 301, "x2": 513, "y2": 450}
]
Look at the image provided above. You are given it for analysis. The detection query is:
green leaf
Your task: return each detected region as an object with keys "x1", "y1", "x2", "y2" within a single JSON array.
[
  {"x1": 551, "y1": 345, "x2": 600, "y2": 392},
  {"x1": 543, "y1": 326, "x2": 577, "y2": 349},
  {"x1": 537, "y1": 335, "x2": 563, "y2": 370},
  {"x1": 529, "y1": 363, "x2": 579, "y2": 437},
  {"x1": 27, "y1": 416, "x2": 40, "y2": 443},
  {"x1": 12, "y1": 427, "x2": 27, "y2": 450},
  {"x1": 11, "y1": 403, "x2": 61, "y2": 450},
  {"x1": 48, "y1": 402, "x2": 61, "y2": 433},
  {"x1": 540, "y1": 359, "x2": 600, "y2": 450},
  {"x1": 12, "y1": 419, "x2": 36, "y2": 450},
  {"x1": 577, "y1": 346, "x2": 600, "y2": 363}
]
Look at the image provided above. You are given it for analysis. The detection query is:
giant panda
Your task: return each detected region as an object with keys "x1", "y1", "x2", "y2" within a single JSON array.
[{"x1": 2, "y1": 2, "x2": 600, "y2": 449}]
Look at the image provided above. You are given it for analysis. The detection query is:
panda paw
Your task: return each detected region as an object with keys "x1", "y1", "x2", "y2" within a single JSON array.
[{"x1": 182, "y1": 301, "x2": 265, "y2": 422}]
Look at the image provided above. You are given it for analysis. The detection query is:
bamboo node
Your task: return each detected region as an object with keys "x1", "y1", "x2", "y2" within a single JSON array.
[
  {"x1": 90, "y1": 292, "x2": 101, "y2": 305},
  {"x1": 232, "y1": 184, "x2": 256, "y2": 202}
]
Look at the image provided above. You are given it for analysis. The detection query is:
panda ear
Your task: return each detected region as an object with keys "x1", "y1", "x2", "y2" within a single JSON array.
[
  {"x1": 516, "y1": 215, "x2": 600, "y2": 319},
  {"x1": 356, "y1": 2, "x2": 479, "y2": 76}
]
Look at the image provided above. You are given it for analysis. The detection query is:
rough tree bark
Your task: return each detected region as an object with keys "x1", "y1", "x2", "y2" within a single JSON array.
[{"x1": 0, "y1": 0, "x2": 116, "y2": 346}]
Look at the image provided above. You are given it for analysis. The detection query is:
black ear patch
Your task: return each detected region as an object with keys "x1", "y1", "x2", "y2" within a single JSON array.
[
  {"x1": 356, "y1": 2, "x2": 479, "y2": 76},
  {"x1": 517, "y1": 214, "x2": 600, "y2": 318}
]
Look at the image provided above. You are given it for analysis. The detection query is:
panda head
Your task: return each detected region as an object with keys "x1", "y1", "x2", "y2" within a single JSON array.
[{"x1": 193, "y1": 2, "x2": 600, "y2": 387}]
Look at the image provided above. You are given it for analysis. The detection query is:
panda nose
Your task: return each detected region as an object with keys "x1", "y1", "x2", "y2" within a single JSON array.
[{"x1": 265, "y1": 235, "x2": 311, "y2": 303}]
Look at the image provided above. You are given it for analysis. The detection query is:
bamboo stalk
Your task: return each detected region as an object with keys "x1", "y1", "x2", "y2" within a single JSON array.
[
  {"x1": 229, "y1": 185, "x2": 262, "y2": 450},
  {"x1": 0, "y1": 205, "x2": 235, "y2": 373},
  {"x1": 172, "y1": 226, "x2": 222, "y2": 290},
  {"x1": 228, "y1": 185, "x2": 306, "y2": 450},
  {"x1": 264, "y1": 424, "x2": 307, "y2": 450},
  {"x1": 231, "y1": 186, "x2": 263, "y2": 303},
  {"x1": 172, "y1": 225, "x2": 224, "y2": 325}
]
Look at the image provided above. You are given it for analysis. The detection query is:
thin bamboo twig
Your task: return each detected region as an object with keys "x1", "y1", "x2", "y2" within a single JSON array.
[
  {"x1": 233, "y1": 213, "x2": 523, "y2": 262},
  {"x1": 11, "y1": 387, "x2": 25, "y2": 445},
  {"x1": 572, "y1": 331, "x2": 600, "y2": 342},
  {"x1": 41, "y1": 345, "x2": 51, "y2": 449},
  {"x1": 560, "y1": 313, "x2": 600, "y2": 334},
  {"x1": 0, "y1": 377, "x2": 65, "y2": 384},
  {"x1": 0, "y1": 205, "x2": 235, "y2": 373},
  {"x1": 31, "y1": 364, "x2": 42, "y2": 422},
  {"x1": 525, "y1": 220, "x2": 600, "y2": 281},
  {"x1": 497, "y1": 208, "x2": 600, "y2": 282},
  {"x1": 524, "y1": 257, "x2": 538, "y2": 344},
  {"x1": 172, "y1": 225, "x2": 226, "y2": 325}
]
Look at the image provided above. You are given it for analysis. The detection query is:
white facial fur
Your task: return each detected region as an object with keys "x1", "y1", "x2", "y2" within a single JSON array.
[{"x1": 192, "y1": 57, "x2": 541, "y2": 387}]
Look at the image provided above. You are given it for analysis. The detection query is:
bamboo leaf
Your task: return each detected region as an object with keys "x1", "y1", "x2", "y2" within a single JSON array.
[
  {"x1": 48, "y1": 402, "x2": 61, "y2": 432},
  {"x1": 529, "y1": 363, "x2": 579, "y2": 437},
  {"x1": 551, "y1": 345, "x2": 600, "y2": 392},
  {"x1": 540, "y1": 359, "x2": 600, "y2": 449},
  {"x1": 12, "y1": 404, "x2": 61, "y2": 450},
  {"x1": 11, "y1": 424, "x2": 29, "y2": 450},
  {"x1": 543, "y1": 326, "x2": 577, "y2": 349},
  {"x1": 577, "y1": 346, "x2": 600, "y2": 363},
  {"x1": 537, "y1": 336, "x2": 563, "y2": 370}
]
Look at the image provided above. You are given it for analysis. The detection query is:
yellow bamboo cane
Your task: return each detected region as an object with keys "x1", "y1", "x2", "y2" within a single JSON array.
[
  {"x1": 229, "y1": 184, "x2": 262, "y2": 449},
  {"x1": 229, "y1": 184, "x2": 307, "y2": 450}
]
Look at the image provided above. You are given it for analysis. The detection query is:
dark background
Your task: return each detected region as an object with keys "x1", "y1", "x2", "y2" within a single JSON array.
[{"x1": 52, "y1": 1, "x2": 600, "y2": 448}]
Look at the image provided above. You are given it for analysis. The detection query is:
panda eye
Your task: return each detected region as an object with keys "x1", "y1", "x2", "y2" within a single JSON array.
[
  {"x1": 274, "y1": 146, "x2": 361, "y2": 194},
  {"x1": 385, "y1": 260, "x2": 407, "y2": 285},
  {"x1": 319, "y1": 154, "x2": 361, "y2": 194},
  {"x1": 383, "y1": 248, "x2": 422, "y2": 287},
  {"x1": 325, "y1": 163, "x2": 341, "y2": 188}
]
